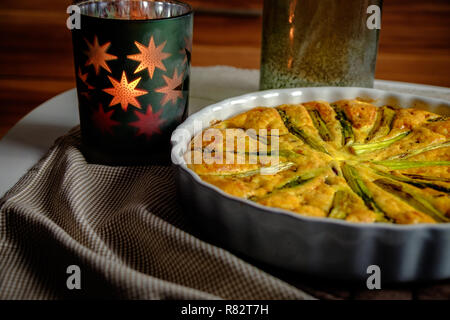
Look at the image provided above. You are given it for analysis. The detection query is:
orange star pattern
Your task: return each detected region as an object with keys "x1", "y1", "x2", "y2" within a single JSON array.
[
  {"x1": 103, "y1": 71, "x2": 147, "y2": 111},
  {"x1": 127, "y1": 36, "x2": 171, "y2": 79},
  {"x1": 155, "y1": 68, "x2": 184, "y2": 106},
  {"x1": 92, "y1": 105, "x2": 120, "y2": 135},
  {"x1": 129, "y1": 105, "x2": 165, "y2": 139},
  {"x1": 84, "y1": 36, "x2": 117, "y2": 75},
  {"x1": 78, "y1": 67, "x2": 94, "y2": 89}
]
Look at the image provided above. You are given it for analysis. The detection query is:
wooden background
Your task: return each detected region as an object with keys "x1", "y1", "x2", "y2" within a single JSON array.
[{"x1": 0, "y1": 0, "x2": 449, "y2": 138}]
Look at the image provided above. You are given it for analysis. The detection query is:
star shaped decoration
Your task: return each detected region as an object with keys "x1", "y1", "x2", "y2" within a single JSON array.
[
  {"x1": 129, "y1": 105, "x2": 165, "y2": 139},
  {"x1": 77, "y1": 67, "x2": 94, "y2": 89},
  {"x1": 127, "y1": 36, "x2": 171, "y2": 79},
  {"x1": 155, "y1": 68, "x2": 184, "y2": 106},
  {"x1": 179, "y1": 36, "x2": 192, "y2": 65},
  {"x1": 84, "y1": 35, "x2": 117, "y2": 75},
  {"x1": 92, "y1": 104, "x2": 120, "y2": 135},
  {"x1": 103, "y1": 71, "x2": 148, "y2": 112}
]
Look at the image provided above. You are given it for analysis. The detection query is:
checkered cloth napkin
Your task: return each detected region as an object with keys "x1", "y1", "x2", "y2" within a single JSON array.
[{"x1": 0, "y1": 127, "x2": 314, "y2": 299}]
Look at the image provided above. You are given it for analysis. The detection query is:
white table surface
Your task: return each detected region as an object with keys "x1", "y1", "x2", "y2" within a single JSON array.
[{"x1": 1, "y1": 66, "x2": 449, "y2": 197}]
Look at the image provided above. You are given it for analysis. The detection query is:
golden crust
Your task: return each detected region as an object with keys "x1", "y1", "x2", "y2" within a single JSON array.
[
  {"x1": 391, "y1": 108, "x2": 437, "y2": 130},
  {"x1": 216, "y1": 107, "x2": 289, "y2": 134},
  {"x1": 424, "y1": 119, "x2": 450, "y2": 138},
  {"x1": 339, "y1": 100, "x2": 377, "y2": 129}
]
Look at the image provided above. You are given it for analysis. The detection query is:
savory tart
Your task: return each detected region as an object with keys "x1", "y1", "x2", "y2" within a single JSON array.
[{"x1": 185, "y1": 99, "x2": 450, "y2": 224}]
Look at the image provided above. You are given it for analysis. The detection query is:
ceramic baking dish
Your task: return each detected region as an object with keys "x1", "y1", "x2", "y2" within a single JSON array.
[{"x1": 171, "y1": 87, "x2": 450, "y2": 282}]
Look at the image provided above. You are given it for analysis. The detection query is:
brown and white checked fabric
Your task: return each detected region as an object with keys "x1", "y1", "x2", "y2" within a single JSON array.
[{"x1": 0, "y1": 127, "x2": 315, "y2": 300}]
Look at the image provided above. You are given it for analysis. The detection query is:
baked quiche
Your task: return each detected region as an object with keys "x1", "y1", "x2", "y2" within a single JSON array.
[{"x1": 185, "y1": 99, "x2": 450, "y2": 224}]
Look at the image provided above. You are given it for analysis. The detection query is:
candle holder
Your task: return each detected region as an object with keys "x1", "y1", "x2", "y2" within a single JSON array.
[
  {"x1": 71, "y1": 0, "x2": 193, "y2": 165},
  {"x1": 260, "y1": 0, "x2": 382, "y2": 89}
]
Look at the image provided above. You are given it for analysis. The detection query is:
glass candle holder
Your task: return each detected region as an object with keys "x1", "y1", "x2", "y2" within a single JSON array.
[
  {"x1": 260, "y1": 0, "x2": 382, "y2": 90},
  {"x1": 71, "y1": 0, "x2": 193, "y2": 165}
]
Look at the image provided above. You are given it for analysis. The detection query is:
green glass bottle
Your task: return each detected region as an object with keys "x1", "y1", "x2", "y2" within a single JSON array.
[{"x1": 260, "y1": 0, "x2": 382, "y2": 89}]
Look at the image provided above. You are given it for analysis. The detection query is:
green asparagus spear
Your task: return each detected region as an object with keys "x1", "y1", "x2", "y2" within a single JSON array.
[
  {"x1": 372, "y1": 160, "x2": 450, "y2": 170},
  {"x1": 341, "y1": 163, "x2": 388, "y2": 222},
  {"x1": 245, "y1": 131, "x2": 284, "y2": 146},
  {"x1": 277, "y1": 109, "x2": 329, "y2": 154},
  {"x1": 333, "y1": 105, "x2": 355, "y2": 146},
  {"x1": 201, "y1": 162, "x2": 295, "y2": 177},
  {"x1": 276, "y1": 170, "x2": 317, "y2": 190},
  {"x1": 366, "y1": 106, "x2": 397, "y2": 142},
  {"x1": 373, "y1": 170, "x2": 450, "y2": 193},
  {"x1": 374, "y1": 178, "x2": 450, "y2": 222},
  {"x1": 350, "y1": 131, "x2": 410, "y2": 155},
  {"x1": 402, "y1": 174, "x2": 450, "y2": 183},
  {"x1": 427, "y1": 116, "x2": 449, "y2": 122},
  {"x1": 387, "y1": 141, "x2": 450, "y2": 160},
  {"x1": 308, "y1": 109, "x2": 332, "y2": 142},
  {"x1": 249, "y1": 169, "x2": 321, "y2": 201},
  {"x1": 328, "y1": 190, "x2": 353, "y2": 220},
  {"x1": 258, "y1": 162, "x2": 296, "y2": 176}
]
